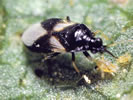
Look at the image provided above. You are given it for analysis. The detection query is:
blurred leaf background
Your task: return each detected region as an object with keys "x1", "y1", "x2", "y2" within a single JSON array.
[{"x1": 0, "y1": 0, "x2": 133, "y2": 100}]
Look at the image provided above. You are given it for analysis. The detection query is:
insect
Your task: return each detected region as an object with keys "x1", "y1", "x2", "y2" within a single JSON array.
[{"x1": 22, "y1": 16, "x2": 116, "y2": 83}]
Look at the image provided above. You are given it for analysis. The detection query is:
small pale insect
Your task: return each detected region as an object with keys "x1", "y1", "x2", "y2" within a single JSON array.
[{"x1": 22, "y1": 16, "x2": 116, "y2": 83}]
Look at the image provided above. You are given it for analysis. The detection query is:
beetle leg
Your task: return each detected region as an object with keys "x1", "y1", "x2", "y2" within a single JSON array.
[
  {"x1": 48, "y1": 53, "x2": 60, "y2": 58},
  {"x1": 43, "y1": 53, "x2": 60, "y2": 61},
  {"x1": 83, "y1": 51, "x2": 93, "y2": 61},
  {"x1": 71, "y1": 52, "x2": 80, "y2": 74},
  {"x1": 71, "y1": 52, "x2": 91, "y2": 84}
]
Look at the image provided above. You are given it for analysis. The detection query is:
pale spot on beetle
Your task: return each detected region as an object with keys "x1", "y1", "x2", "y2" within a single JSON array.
[
  {"x1": 74, "y1": 29, "x2": 82, "y2": 37},
  {"x1": 83, "y1": 35, "x2": 87, "y2": 39},
  {"x1": 36, "y1": 44, "x2": 40, "y2": 47}
]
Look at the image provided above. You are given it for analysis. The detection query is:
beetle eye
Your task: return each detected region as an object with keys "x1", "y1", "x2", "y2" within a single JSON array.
[{"x1": 95, "y1": 38, "x2": 102, "y2": 47}]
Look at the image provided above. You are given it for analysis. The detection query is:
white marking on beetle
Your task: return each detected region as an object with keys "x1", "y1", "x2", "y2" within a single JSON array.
[
  {"x1": 86, "y1": 37, "x2": 91, "y2": 41},
  {"x1": 22, "y1": 23, "x2": 47, "y2": 46},
  {"x1": 91, "y1": 39, "x2": 95, "y2": 43},
  {"x1": 83, "y1": 35, "x2": 87, "y2": 39},
  {"x1": 36, "y1": 44, "x2": 40, "y2": 47},
  {"x1": 75, "y1": 29, "x2": 83, "y2": 41},
  {"x1": 53, "y1": 23, "x2": 74, "y2": 32},
  {"x1": 74, "y1": 29, "x2": 82, "y2": 37}
]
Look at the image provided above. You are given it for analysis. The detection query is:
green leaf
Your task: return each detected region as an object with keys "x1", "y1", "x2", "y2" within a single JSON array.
[{"x1": 0, "y1": 0, "x2": 133, "y2": 100}]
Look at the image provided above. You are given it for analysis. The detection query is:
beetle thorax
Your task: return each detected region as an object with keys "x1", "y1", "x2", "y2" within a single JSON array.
[{"x1": 73, "y1": 29, "x2": 104, "y2": 53}]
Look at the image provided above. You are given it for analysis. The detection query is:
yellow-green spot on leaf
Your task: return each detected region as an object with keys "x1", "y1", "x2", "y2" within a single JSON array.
[{"x1": 117, "y1": 53, "x2": 132, "y2": 67}]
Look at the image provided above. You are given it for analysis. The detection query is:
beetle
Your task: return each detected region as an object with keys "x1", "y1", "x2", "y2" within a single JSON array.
[{"x1": 22, "y1": 16, "x2": 116, "y2": 83}]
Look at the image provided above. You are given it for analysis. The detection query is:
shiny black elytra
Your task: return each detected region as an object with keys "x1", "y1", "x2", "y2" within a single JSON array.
[{"x1": 22, "y1": 16, "x2": 116, "y2": 79}]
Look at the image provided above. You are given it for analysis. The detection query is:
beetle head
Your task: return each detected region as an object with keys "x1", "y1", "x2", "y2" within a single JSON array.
[{"x1": 88, "y1": 37, "x2": 117, "y2": 58}]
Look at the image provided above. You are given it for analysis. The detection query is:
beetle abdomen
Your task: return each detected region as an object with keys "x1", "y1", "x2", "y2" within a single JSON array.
[{"x1": 22, "y1": 18, "x2": 68, "y2": 53}]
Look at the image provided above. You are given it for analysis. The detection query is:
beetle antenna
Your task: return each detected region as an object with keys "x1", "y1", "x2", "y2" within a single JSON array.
[
  {"x1": 104, "y1": 49, "x2": 118, "y2": 59},
  {"x1": 66, "y1": 16, "x2": 71, "y2": 22}
]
